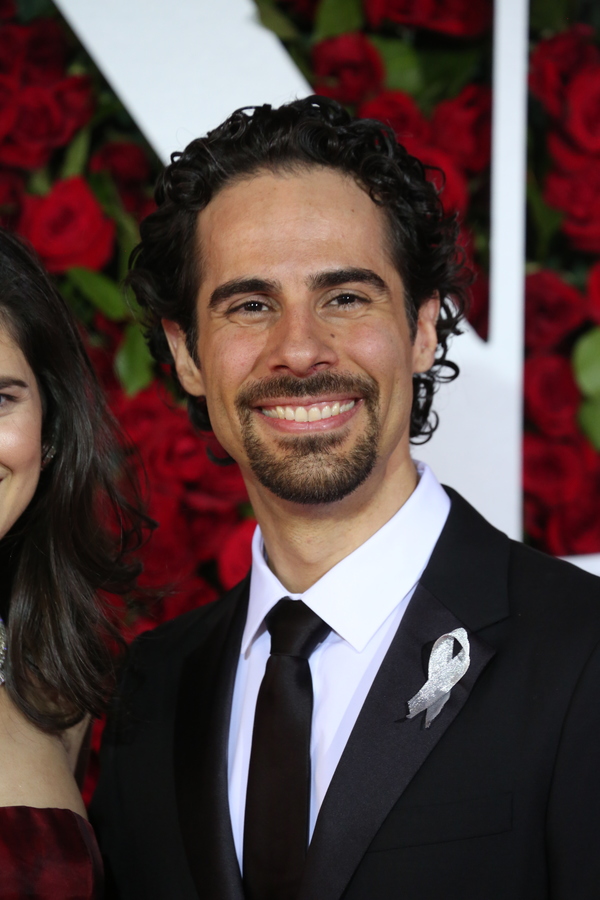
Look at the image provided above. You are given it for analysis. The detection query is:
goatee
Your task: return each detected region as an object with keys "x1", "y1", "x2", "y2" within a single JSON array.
[{"x1": 235, "y1": 372, "x2": 380, "y2": 504}]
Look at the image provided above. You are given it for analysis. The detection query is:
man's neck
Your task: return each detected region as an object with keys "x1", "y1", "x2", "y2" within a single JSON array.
[{"x1": 246, "y1": 456, "x2": 419, "y2": 594}]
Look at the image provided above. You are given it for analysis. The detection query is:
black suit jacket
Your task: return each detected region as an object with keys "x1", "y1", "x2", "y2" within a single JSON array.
[{"x1": 91, "y1": 489, "x2": 600, "y2": 899}]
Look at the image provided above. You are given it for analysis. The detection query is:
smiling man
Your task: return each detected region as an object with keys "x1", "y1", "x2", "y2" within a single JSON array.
[{"x1": 92, "y1": 98, "x2": 600, "y2": 900}]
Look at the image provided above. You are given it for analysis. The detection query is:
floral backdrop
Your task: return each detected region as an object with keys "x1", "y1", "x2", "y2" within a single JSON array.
[{"x1": 1, "y1": 0, "x2": 600, "y2": 796}]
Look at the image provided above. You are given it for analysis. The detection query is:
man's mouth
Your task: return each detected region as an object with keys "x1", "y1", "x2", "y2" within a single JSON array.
[{"x1": 260, "y1": 399, "x2": 356, "y2": 423}]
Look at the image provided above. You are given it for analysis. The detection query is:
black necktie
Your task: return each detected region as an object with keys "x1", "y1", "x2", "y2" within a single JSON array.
[{"x1": 243, "y1": 598, "x2": 331, "y2": 900}]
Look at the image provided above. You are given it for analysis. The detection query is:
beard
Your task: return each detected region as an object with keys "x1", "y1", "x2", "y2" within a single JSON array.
[{"x1": 235, "y1": 372, "x2": 380, "y2": 505}]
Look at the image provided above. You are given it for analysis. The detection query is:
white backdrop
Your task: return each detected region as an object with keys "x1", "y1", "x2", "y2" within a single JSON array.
[{"x1": 54, "y1": 0, "x2": 600, "y2": 575}]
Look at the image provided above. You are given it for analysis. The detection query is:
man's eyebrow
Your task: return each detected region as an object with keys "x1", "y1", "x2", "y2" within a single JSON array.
[
  {"x1": 208, "y1": 277, "x2": 283, "y2": 309},
  {"x1": 0, "y1": 377, "x2": 28, "y2": 390},
  {"x1": 308, "y1": 268, "x2": 390, "y2": 294}
]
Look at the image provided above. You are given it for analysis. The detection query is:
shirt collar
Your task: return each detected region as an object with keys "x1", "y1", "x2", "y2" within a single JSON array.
[{"x1": 243, "y1": 462, "x2": 450, "y2": 654}]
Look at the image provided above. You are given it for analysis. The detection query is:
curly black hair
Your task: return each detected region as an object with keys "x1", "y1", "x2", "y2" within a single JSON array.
[{"x1": 128, "y1": 95, "x2": 471, "y2": 442}]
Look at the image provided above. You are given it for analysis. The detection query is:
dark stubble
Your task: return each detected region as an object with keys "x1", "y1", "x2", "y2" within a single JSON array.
[{"x1": 235, "y1": 372, "x2": 380, "y2": 504}]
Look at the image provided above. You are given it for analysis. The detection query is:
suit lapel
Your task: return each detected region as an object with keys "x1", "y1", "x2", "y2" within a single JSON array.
[
  {"x1": 300, "y1": 489, "x2": 510, "y2": 900},
  {"x1": 173, "y1": 578, "x2": 249, "y2": 900}
]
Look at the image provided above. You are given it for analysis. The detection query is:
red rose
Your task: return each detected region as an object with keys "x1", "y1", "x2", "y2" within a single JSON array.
[
  {"x1": 358, "y1": 92, "x2": 467, "y2": 215},
  {"x1": 545, "y1": 163, "x2": 600, "y2": 253},
  {"x1": 0, "y1": 84, "x2": 64, "y2": 168},
  {"x1": 524, "y1": 355, "x2": 581, "y2": 438},
  {"x1": 563, "y1": 65, "x2": 600, "y2": 154},
  {"x1": 587, "y1": 262, "x2": 600, "y2": 326},
  {"x1": 525, "y1": 271, "x2": 587, "y2": 352},
  {"x1": 141, "y1": 415, "x2": 214, "y2": 490},
  {"x1": 0, "y1": 76, "x2": 94, "y2": 170},
  {"x1": 529, "y1": 25, "x2": 599, "y2": 119},
  {"x1": 90, "y1": 141, "x2": 151, "y2": 185},
  {"x1": 189, "y1": 507, "x2": 242, "y2": 564},
  {"x1": 0, "y1": 24, "x2": 28, "y2": 78},
  {"x1": 112, "y1": 382, "x2": 174, "y2": 445},
  {"x1": 313, "y1": 34, "x2": 384, "y2": 106},
  {"x1": 17, "y1": 177, "x2": 115, "y2": 272},
  {"x1": 412, "y1": 142, "x2": 469, "y2": 217},
  {"x1": 217, "y1": 517, "x2": 256, "y2": 590},
  {"x1": 22, "y1": 19, "x2": 67, "y2": 85},
  {"x1": 431, "y1": 84, "x2": 492, "y2": 174},
  {"x1": 53, "y1": 75, "x2": 94, "y2": 136},
  {"x1": 365, "y1": 0, "x2": 492, "y2": 37},
  {"x1": 523, "y1": 433, "x2": 591, "y2": 508},
  {"x1": 545, "y1": 466, "x2": 600, "y2": 556},
  {"x1": 358, "y1": 90, "x2": 432, "y2": 147},
  {"x1": 547, "y1": 129, "x2": 593, "y2": 173}
]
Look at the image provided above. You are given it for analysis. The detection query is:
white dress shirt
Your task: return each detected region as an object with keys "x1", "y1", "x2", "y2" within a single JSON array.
[{"x1": 227, "y1": 462, "x2": 450, "y2": 869}]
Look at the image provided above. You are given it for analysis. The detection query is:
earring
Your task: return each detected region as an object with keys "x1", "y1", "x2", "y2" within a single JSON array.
[{"x1": 41, "y1": 444, "x2": 56, "y2": 469}]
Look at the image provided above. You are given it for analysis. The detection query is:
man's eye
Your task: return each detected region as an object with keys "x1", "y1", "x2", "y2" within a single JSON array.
[
  {"x1": 328, "y1": 293, "x2": 368, "y2": 308},
  {"x1": 230, "y1": 299, "x2": 270, "y2": 315},
  {"x1": 0, "y1": 393, "x2": 16, "y2": 409}
]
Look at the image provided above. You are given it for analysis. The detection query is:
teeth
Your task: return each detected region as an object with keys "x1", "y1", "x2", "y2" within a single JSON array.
[{"x1": 262, "y1": 400, "x2": 355, "y2": 422}]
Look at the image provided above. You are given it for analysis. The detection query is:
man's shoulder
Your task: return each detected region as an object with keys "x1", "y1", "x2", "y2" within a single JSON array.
[
  {"x1": 436, "y1": 486, "x2": 600, "y2": 633},
  {"x1": 507, "y1": 538, "x2": 600, "y2": 618}
]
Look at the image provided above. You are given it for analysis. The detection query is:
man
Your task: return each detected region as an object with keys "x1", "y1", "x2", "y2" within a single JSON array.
[{"x1": 92, "y1": 97, "x2": 600, "y2": 899}]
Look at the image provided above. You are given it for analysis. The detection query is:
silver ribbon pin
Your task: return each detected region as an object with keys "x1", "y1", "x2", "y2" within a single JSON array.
[{"x1": 406, "y1": 627, "x2": 470, "y2": 728}]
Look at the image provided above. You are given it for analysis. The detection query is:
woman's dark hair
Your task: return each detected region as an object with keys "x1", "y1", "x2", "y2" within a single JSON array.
[
  {"x1": 128, "y1": 95, "x2": 471, "y2": 442},
  {"x1": 0, "y1": 228, "x2": 151, "y2": 733}
]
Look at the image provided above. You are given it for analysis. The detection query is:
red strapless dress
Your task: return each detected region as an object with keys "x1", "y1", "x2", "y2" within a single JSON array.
[{"x1": 0, "y1": 806, "x2": 103, "y2": 899}]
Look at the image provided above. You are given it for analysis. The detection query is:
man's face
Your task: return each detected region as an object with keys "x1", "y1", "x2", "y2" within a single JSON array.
[{"x1": 165, "y1": 167, "x2": 438, "y2": 506}]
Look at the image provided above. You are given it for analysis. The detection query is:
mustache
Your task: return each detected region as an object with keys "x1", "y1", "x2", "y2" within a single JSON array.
[{"x1": 235, "y1": 372, "x2": 380, "y2": 410}]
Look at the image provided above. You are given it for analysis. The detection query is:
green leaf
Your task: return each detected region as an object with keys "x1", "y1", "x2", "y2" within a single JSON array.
[
  {"x1": 87, "y1": 171, "x2": 140, "y2": 278},
  {"x1": 60, "y1": 127, "x2": 91, "y2": 180},
  {"x1": 254, "y1": 0, "x2": 299, "y2": 40},
  {"x1": 579, "y1": 396, "x2": 600, "y2": 451},
  {"x1": 114, "y1": 209, "x2": 140, "y2": 280},
  {"x1": 115, "y1": 324, "x2": 154, "y2": 396},
  {"x1": 573, "y1": 328, "x2": 600, "y2": 398},
  {"x1": 67, "y1": 268, "x2": 129, "y2": 321},
  {"x1": 417, "y1": 48, "x2": 481, "y2": 111},
  {"x1": 529, "y1": 0, "x2": 573, "y2": 32},
  {"x1": 286, "y1": 43, "x2": 314, "y2": 83},
  {"x1": 313, "y1": 0, "x2": 364, "y2": 41},
  {"x1": 15, "y1": 0, "x2": 54, "y2": 22},
  {"x1": 526, "y1": 178, "x2": 563, "y2": 262},
  {"x1": 369, "y1": 37, "x2": 422, "y2": 96},
  {"x1": 27, "y1": 167, "x2": 52, "y2": 196}
]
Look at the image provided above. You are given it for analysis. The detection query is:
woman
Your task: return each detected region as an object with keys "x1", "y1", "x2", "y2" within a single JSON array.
[{"x1": 0, "y1": 228, "x2": 150, "y2": 896}]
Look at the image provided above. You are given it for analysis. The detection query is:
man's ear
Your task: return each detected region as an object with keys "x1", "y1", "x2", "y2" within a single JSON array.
[
  {"x1": 412, "y1": 293, "x2": 440, "y2": 374},
  {"x1": 162, "y1": 319, "x2": 205, "y2": 396}
]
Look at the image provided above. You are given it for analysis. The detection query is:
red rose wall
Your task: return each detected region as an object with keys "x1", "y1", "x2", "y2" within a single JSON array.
[{"x1": 1, "y1": 0, "x2": 600, "y2": 797}]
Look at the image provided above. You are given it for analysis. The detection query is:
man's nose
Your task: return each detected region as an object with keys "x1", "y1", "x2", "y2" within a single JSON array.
[{"x1": 265, "y1": 307, "x2": 338, "y2": 377}]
